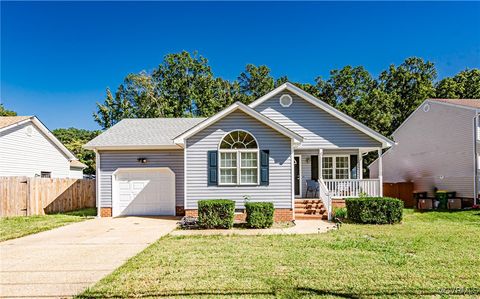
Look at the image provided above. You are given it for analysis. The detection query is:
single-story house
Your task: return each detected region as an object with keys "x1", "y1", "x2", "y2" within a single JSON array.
[
  {"x1": 85, "y1": 83, "x2": 393, "y2": 220},
  {"x1": 0, "y1": 116, "x2": 86, "y2": 178},
  {"x1": 370, "y1": 99, "x2": 479, "y2": 203}
]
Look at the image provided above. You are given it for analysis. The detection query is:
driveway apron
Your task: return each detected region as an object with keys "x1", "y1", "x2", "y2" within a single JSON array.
[{"x1": 0, "y1": 217, "x2": 178, "y2": 298}]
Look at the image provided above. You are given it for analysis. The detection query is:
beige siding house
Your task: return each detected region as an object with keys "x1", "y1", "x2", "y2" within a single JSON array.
[
  {"x1": 0, "y1": 116, "x2": 86, "y2": 178},
  {"x1": 370, "y1": 99, "x2": 480, "y2": 201}
]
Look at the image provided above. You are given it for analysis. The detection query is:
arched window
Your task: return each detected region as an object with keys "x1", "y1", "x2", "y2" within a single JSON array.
[{"x1": 219, "y1": 130, "x2": 259, "y2": 185}]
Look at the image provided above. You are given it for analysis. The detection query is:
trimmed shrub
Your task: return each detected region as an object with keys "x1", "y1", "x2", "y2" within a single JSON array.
[
  {"x1": 346, "y1": 197, "x2": 403, "y2": 224},
  {"x1": 198, "y1": 199, "x2": 235, "y2": 229},
  {"x1": 245, "y1": 202, "x2": 274, "y2": 228}
]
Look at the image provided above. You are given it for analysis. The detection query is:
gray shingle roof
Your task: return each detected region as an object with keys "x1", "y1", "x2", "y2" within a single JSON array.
[{"x1": 85, "y1": 118, "x2": 206, "y2": 148}]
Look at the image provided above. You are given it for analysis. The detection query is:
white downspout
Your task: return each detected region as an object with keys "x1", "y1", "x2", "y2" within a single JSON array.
[
  {"x1": 473, "y1": 113, "x2": 479, "y2": 206},
  {"x1": 94, "y1": 149, "x2": 101, "y2": 218},
  {"x1": 378, "y1": 148, "x2": 383, "y2": 197}
]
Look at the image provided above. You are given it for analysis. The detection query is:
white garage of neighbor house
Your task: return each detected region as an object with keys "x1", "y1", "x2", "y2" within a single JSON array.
[
  {"x1": 85, "y1": 83, "x2": 393, "y2": 220},
  {"x1": 0, "y1": 116, "x2": 87, "y2": 178}
]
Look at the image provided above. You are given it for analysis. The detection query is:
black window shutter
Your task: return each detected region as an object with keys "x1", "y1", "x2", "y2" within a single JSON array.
[
  {"x1": 208, "y1": 150, "x2": 218, "y2": 186},
  {"x1": 350, "y1": 154, "x2": 358, "y2": 179},
  {"x1": 260, "y1": 150, "x2": 269, "y2": 186},
  {"x1": 311, "y1": 155, "x2": 319, "y2": 181}
]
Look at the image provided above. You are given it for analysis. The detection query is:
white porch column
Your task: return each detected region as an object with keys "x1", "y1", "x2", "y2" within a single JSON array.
[
  {"x1": 318, "y1": 148, "x2": 323, "y2": 180},
  {"x1": 378, "y1": 148, "x2": 383, "y2": 196},
  {"x1": 358, "y1": 149, "x2": 363, "y2": 179}
]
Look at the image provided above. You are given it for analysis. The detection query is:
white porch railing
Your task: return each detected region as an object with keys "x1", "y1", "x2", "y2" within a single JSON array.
[
  {"x1": 318, "y1": 179, "x2": 332, "y2": 221},
  {"x1": 323, "y1": 179, "x2": 381, "y2": 198}
]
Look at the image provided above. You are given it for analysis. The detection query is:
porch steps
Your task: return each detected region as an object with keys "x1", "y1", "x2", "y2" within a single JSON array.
[{"x1": 294, "y1": 199, "x2": 327, "y2": 220}]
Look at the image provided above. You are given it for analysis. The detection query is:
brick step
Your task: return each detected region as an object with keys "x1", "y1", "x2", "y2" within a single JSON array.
[
  {"x1": 295, "y1": 208, "x2": 326, "y2": 214},
  {"x1": 294, "y1": 203, "x2": 324, "y2": 209},
  {"x1": 295, "y1": 199, "x2": 323, "y2": 204},
  {"x1": 295, "y1": 214, "x2": 327, "y2": 220}
]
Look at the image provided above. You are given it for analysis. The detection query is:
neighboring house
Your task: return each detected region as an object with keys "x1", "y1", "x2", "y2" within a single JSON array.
[
  {"x1": 0, "y1": 116, "x2": 86, "y2": 178},
  {"x1": 85, "y1": 83, "x2": 393, "y2": 220},
  {"x1": 369, "y1": 99, "x2": 479, "y2": 202}
]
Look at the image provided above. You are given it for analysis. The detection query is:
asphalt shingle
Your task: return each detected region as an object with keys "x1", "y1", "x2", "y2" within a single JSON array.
[{"x1": 85, "y1": 118, "x2": 206, "y2": 147}]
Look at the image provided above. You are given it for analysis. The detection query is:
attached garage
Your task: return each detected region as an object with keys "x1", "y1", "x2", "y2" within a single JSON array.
[{"x1": 112, "y1": 168, "x2": 176, "y2": 217}]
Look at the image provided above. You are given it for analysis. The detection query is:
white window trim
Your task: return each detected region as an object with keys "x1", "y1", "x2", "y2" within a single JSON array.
[
  {"x1": 322, "y1": 155, "x2": 350, "y2": 180},
  {"x1": 218, "y1": 149, "x2": 260, "y2": 186},
  {"x1": 218, "y1": 130, "x2": 260, "y2": 186}
]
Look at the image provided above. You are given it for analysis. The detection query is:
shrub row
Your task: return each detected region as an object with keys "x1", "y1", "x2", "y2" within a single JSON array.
[
  {"x1": 346, "y1": 197, "x2": 403, "y2": 224},
  {"x1": 198, "y1": 200, "x2": 274, "y2": 229}
]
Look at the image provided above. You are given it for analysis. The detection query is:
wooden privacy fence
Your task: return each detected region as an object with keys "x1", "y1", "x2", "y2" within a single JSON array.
[
  {"x1": 383, "y1": 182, "x2": 415, "y2": 207},
  {"x1": 0, "y1": 177, "x2": 96, "y2": 217}
]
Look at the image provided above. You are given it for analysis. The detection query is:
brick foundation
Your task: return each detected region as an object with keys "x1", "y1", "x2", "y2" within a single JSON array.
[
  {"x1": 100, "y1": 207, "x2": 112, "y2": 217},
  {"x1": 332, "y1": 199, "x2": 346, "y2": 208},
  {"x1": 185, "y1": 209, "x2": 198, "y2": 217},
  {"x1": 274, "y1": 209, "x2": 294, "y2": 222}
]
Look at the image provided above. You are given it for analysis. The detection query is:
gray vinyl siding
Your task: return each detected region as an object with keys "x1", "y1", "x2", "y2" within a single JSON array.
[
  {"x1": 254, "y1": 91, "x2": 382, "y2": 148},
  {"x1": 186, "y1": 110, "x2": 292, "y2": 209},
  {"x1": 370, "y1": 101, "x2": 476, "y2": 198},
  {"x1": 98, "y1": 150, "x2": 184, "y2": 208},
  {"x1": 0, "y1": 121, "x2": 71, "y2": 178}
]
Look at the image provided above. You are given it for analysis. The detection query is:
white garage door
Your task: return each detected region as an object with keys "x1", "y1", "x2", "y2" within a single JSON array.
[{"x1": 113, "y1": 168, "x2": 175, "y2": 217}]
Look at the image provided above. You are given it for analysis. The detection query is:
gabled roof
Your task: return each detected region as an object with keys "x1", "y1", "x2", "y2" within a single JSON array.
[
  {"x1": 391, "y1": 98, "x2": 480, "y2": 137},
  {"x1": 249, "y1": 82, "x2": 394, "y2": 148},
  {"x1": 429, "y1": 98, "x2": 480, "y2": 110},
  {"x1": 84, "y1": 118, "x2": 206, "y2": 150},
  {"x1": 173, "y1": 101, "x2": 303, "y2": 146},
  {"x1": 0, "y1": 116, "x2": 32, "y2": 129},
  {"x1": 0, "y1": 116, "x2": 77, "y2": 160},
  {"x1": 70, "y1": 160, "x2": 87, "y2": 169}
]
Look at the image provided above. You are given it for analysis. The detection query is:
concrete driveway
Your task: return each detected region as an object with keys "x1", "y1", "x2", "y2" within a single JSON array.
[{"x1": 0, "y1": 216, "x2": 178, "y2": 298}]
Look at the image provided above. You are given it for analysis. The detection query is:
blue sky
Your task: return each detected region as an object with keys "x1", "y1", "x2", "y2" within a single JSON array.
[{"x1": 2, "y1": 2, "x2": 479, "y2": 130}]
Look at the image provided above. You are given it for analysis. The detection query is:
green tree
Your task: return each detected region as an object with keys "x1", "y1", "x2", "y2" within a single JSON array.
[
  {"x1": 436, "y1": 69, "x2": 480, "y2": 99},
  {"x1": 52, "y1": 128, "x2": 101, "y2": 175},
  {"x1": 93, "y1": 87, "x2": 135, "y2": 130},
  {"x1": 379, "y1": 57, "x2": 437, "y2": 129},
  {"x1": 0, "y1": 104, "x2": 17, "y2": 116},
  {"x1": 237, "y1": 64, "x2": 274, "y2": 103}
]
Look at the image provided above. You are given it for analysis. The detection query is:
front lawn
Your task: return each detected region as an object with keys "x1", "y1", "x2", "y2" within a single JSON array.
[
  {"x1": 80, "y1": 210, "x2": 480, "y2": 298},
  {"x1": 0, "y1": 208, "x2": 96, "y2": 242}
]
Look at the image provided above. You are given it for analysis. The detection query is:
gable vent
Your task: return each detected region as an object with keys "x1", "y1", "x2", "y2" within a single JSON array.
[{"x1": 279, "y1": 94, "x2": 293, "y2": 107}]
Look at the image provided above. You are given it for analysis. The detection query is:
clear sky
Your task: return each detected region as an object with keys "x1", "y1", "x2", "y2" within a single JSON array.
[{"x1": 2, "y1": 1, "x2": 479, "y2": 130}]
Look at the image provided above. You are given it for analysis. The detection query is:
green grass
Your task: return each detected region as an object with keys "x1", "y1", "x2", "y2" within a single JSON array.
[
  {"x1": 80, "y1": 209, "x2": 480, "y2": 298},
  {"x1": 0, "y1": 208, "x2": 96, "y2": 242}
]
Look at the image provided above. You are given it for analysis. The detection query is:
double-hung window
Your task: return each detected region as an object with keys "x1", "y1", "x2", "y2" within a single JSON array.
[
  {"x1": 219, "y1": 131, "x2": 259, "y2": 185},
  {"x1": 322, "y1": 156, "x2": 350, "y2": 179}
]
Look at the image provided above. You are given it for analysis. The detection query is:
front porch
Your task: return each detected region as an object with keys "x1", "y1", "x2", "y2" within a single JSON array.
[{"x1": 293, "y1": 148, "x2": 384, "y2": 220}]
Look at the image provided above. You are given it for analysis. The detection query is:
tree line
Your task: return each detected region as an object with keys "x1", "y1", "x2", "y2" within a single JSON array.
[
  {"x1": 2, "y1": 51, "x2": 479, "y2": 174},
  {"x1": 94, "y1": 51, "x2": 480, "y2": 138}
]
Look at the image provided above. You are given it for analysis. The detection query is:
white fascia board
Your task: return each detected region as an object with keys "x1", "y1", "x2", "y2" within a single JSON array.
[
  {"x1": 83, "y1": 144, "x2": 183, "y2": 151},
  {"x1": 173, "y1": 102, "x2": 303, "y2": 145},
  {"x1": 249, "y1": 82, "x2": 394, "y2": 148}
]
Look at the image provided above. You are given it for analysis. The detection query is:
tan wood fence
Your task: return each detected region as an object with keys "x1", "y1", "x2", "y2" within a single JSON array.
[
  {"x1": 0, "y1": 177, "x2": 96, "y2": 217},
  {"x1": 383, "y1": 182, "x2": 415, "y2": 207}
]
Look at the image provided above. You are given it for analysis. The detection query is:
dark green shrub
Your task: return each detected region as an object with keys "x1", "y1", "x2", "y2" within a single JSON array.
[
  {"x1": 346, "y1": 197, "x2": 403, "y2": 224},
  {"x1": 198, "y1": 199, "x2": 235, "y2": 229},
  {"x1": 245, "y1": 202, "x2": 274, "y2": 228}
]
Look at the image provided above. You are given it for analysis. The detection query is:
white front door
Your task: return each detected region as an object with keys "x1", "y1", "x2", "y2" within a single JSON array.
[{"x1": 113, "y1": 168, "x2": 175, "y2": 217}]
